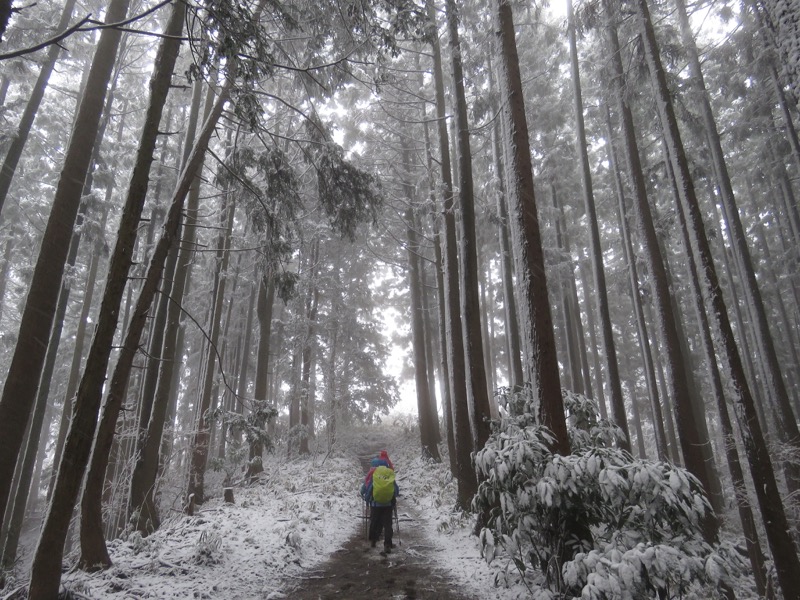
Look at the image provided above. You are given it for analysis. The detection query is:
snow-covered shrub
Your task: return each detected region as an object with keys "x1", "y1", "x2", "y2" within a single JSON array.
[
  {"x1": 193, "y1": 531, "x2": 223, "y2": 565},
  {"x1": 474, "y1": 386, "x2": 739, "y2": 598}
]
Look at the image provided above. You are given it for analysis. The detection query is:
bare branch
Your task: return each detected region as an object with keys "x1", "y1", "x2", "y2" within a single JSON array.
[{"x1": 0, "y1": 0, "x2": 174, "y2": 61}]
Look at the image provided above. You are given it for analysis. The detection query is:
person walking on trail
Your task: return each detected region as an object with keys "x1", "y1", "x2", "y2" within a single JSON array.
[{"x1": 361, "y1": 453, "x2": 398, "y2": 553}]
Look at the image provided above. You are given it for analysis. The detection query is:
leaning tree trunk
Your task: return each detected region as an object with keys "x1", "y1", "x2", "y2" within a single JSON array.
[
  {"x1": 426, "y1": 0, "x2": 476, "y2": 507},
  {"x1": 186, "y1": 143, "x2": 237, "y2": 500},
  {"x1": 47, "y1": 83, "x2": 126, "y2": 502},
  {"x1": 676, "y1": 0, "x2": 800, "y2": 494},
  {"x1": 30, "y1": 85, "x2": 226, "y2": 599},
  {"x1": 128, "y1": 90, "x2": 199, "y2": 536},
  {"x1": 566, "y1": 0, "x2": 630, "y2": 449},
  {"x1": 602, "y1": 0, "x2": 721, "y2": 544},
  {"x1": 607, "y1": 130, "x2": 668, "y2": 460},
  {"x1": 0, "y1": 0, "x2": 131, "y2": 537},
  {"x1": 632, "y1": 0, "x2": 800, "y2": 595},
  {"x1": 1, "y1": 198, "x2": 109, "y2": 569},
  {"x1": 77, "y1": 3, "x2": 187, "y2": 562},
  {"x1": 493, "y1": 0, "x2": 569, "y2": 454},
  {"x1": 153, "y1": 77, "x2": 205, "y2": 475},
  {"x1": 671, "y1": 153, "x2": 772, "y2": 600}
]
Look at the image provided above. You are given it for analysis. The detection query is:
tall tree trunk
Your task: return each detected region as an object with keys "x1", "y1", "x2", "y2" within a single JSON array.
[
  {"x1": 604, "y1": 110, "x2": 668, "y2": 460},
  {"x1": 486, "y1": 55, "x2": 524, "y2": 391},
  {"x1": 187, "y1": 136, "x2": 237, "y2": 500},
  {"x1": 551, "y1": 186, "x2": 583, "y2": 395},
  {"x1": 419, "y1": 241, "x2": 443, "y2": 444},
  {"x1": 77, "y1": 4, "x2": 188, "y2": 560},
  {"x1": 444, "y1": 0, "x2": 493, "y2": 451},
  {"x1": 493, "y1": 0, "x2": 569, "y2": 454},
  {"x1": 0, "y1": 0, "x2": 131, "y2": 536},
  {"x1": 156, "y1": 78, "x2": 205, "y2": 474},
  {"x1": 299, "y1": 239, "x2": 320, "y2": 456},
  {"x1": 424, "y1": 114, "x2": 455, "y2": 469},
  {"x1": 674, "y1": 159, "x2": 772, "y2": 600},
  {"x1": 578, "y1": 254, "x2": 608, "y2": 418},
  {"x1": 632, "y1": 0, "x2": 800, "y2": 594},
  {"x1": 247, "y1": 272, "x2": 274, "y2": 478},
  {"x1": 559, "y1": 206, "x2": 593, "y2": 400},
  {"x1": 430, "y1": 209, "x2": 457, "y2": 473},
  {"x1": 2, "y1": 198, "x2": 109, "y2": 568},
  {"x1": 622, "y1": 351, "x2": 647, "y2": 459},
  {"x1": 47, "y1": 84, "x2": 127, "y2": 501},
  {"x1": 404, "y1": 145, "x2": 441, "y2": 461},
  {"x1": 426, "y1": 0, "x2": 476, "y2": 506},
  {"x1": 491, "y1": 115, "x2": 524, "y2": 391},
  {"x1": 567, "y1": 0, "x2": 630, "y2": 448}
]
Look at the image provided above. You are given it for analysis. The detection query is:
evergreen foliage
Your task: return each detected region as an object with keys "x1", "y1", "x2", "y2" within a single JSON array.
[{"x1": 474, "y1": 387, "x2": 743, "y2": 598}]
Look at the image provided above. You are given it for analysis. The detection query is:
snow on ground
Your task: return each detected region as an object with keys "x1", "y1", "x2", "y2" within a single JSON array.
[
  {"x1": 46, "y1": 422, "x2": 533, "y2": 599},
  {"x1": 389, "y1": 427, "x2": 532, "y2": 600},
  {"x1": 60, "y1": 452, "x2": 364, "y2": 599}
]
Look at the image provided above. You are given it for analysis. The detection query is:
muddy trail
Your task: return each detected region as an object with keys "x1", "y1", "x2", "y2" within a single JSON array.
[{"x1": 285, "y1": 442, "x2": 475, "y2": 599}]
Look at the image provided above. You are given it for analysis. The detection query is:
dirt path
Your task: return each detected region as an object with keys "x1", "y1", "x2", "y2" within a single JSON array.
[{"x1": 284, "y1": 443, "x2": 475, "y2": 600}]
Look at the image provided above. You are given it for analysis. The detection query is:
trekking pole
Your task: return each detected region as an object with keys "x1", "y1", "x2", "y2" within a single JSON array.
[{"x1": 363, "y1": 500, "x2": 369, "y2": 540}]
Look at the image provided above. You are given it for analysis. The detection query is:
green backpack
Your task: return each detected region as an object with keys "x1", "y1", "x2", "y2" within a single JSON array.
[{"x1": 371, "y1": 466, "x2": 396, "y2": 504}]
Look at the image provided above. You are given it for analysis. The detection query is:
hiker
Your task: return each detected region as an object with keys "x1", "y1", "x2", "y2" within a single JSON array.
[{"x1": 360, "y1": 462, "x2": 398, "y2": 553}]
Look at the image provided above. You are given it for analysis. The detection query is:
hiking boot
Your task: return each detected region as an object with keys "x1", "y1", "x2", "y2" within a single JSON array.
[
  {"x1": 370, "y1": 540, "x2": 376, "y2": 548},
  {"x1": 383, "y1": 544, "x2": 392, "y2": 554}
]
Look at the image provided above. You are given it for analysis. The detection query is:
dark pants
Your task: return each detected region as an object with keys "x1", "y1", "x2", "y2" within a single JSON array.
[{"x1": 368, "y1": 504, "x2": 393, "y2": 547}]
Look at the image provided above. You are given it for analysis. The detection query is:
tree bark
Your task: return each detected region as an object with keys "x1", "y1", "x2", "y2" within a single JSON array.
[
  {"x1": 404, "y1": 145, "x2": 441, "y2": 461},
  {"x1": 424, "y1": 115, "x2": 456, "y2": 472},
  {"x1": 603, "y1": 0, "x2": 721, "y2": 542},
  {"x1": 604, "y1": 108, "x2": 668, "y2": 460},
  {"x1": 567, "y1": 0, "x2": 630, "y2": 448},
  {"x1": 0, "y1": 0, "x2": 131, "y2": 538},
  {"x1": 444, "y1": 0, "x2": 493, "y2": 451},
  {"x1": 247, "y1": 272, "x2": 274, "y2": 477},
  {"x1": 493, "y1": 0, "x2": 569, "y2": 454},
  {"x1": 426, "y1": 0, "x2": 476, "y2": 507},
  {"x1": 677, "y1": 0, "x2": 800, "y2": 494},
  {"x1": 30, "y1": 80, "x2": 225, "y2": 600},
  {"x1": 551, "y1": 185, "x2": 583, "y2": 395},
  {"x1": 299, "y1": 239, "x2": 319, "y2": 455},
  {"x1": 187, "y1": 138, "x2": 237, "y2": 499}
]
